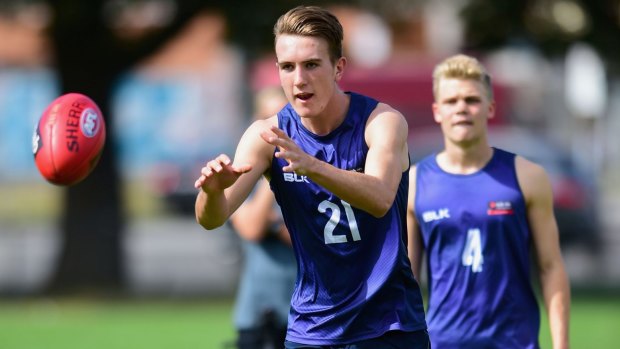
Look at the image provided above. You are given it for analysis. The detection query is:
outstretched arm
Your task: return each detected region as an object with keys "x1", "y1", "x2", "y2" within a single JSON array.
[
  {"x1": 517, "y1": 156, "x2": 570, "y2": 349},
  {"x1": 261, "y1": 103, "x2": 409, "y2": 218},
  {"x1": 195, "y1": 117, "x2": 276, "y2": 230}
]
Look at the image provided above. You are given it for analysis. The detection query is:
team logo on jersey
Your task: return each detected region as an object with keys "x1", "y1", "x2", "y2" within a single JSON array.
[
  {"x1": 422, "y1": 208, "x2": 450, "y2": 222},
  {"x1": 487, "y1": 201, "x2": 514, "y2": 215},
  {"x1": 283, "y1": 173, "x2": 310, "y2": 183}
]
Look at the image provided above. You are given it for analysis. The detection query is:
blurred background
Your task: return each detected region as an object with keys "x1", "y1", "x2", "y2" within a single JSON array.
[{"x1": 0, "y1": 0, "x2": 619, "y2": 348}]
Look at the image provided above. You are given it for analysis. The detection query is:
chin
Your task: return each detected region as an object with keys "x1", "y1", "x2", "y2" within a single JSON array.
[
  {"x1": 449, "y1": 132, "x2": 478, "y2": 145},
  {"x1": 292, "y1": 104, "x2": 316, "y2": 118}
]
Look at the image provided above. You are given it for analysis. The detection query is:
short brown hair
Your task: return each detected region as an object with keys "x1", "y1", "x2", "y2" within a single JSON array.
[
  {"x1": 273, "y1": 6, "x2": 343, "y2": 63},
  {"x1": 432, "y1": 54, "x2": 493, "y2": 101}
]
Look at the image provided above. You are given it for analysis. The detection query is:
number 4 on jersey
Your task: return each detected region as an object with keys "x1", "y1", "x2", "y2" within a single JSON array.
[{"x1": 462, "y1": 228, "x2": 484, "y2": 272}]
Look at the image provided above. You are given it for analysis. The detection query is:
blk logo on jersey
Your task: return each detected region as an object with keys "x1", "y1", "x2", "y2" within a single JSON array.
[
  {"x1": 422, "y1": 208, "x2": 450, "y2": 223},
  {"x1": 487, "y1": 201, "x2": 514, "y2": 215},
  {"x1": 283, "y1": 173, "x2": 310, "y2": 183}
]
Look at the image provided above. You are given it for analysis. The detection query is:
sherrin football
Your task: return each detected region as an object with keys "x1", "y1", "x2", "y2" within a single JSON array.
[{"x1": 32, "y1": 93, "x2": 106, "y2": 186}]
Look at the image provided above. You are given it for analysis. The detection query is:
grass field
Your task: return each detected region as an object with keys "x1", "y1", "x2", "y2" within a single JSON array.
[
  {"x1": 0, "y1": 294, "x2": 619, "y2": 349},
  {"x1": 0, "y1": 298, "x2": 236, "y2": 349}
]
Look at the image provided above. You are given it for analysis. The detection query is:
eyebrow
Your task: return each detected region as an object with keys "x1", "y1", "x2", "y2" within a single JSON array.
[{"x1": 277, "y1": 57, "x2": 323, "y2": 67}]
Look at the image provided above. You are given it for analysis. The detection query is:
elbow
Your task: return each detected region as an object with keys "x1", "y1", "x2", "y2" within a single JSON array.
[
  {"x1": 194, "y1": 193, "x2": 227, "y2": 230},
  {"x1": 366, "y1": 186, "x2": 398, "y2": 218},
  {"x1": 196, "y1": 216, "x2": 222, "y2": 231},
  {"x1": 369, "y1": 209, "x2": 389, "y2": 219},
  {"x1": 195, "y1": 211, "x2": 225, "y2": 231},
  {"x1": 368, "y1": 200, "x2": 392, "y2": 218}
]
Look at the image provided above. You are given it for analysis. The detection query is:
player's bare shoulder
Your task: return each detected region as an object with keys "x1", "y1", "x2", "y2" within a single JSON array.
[
  {"x1": 247, "y1": 114, "x2": 279, "y2": 136},
  {"x1": 364, "y1": 101, "x2": 409, "y2": 170},
  {"x1": 235, "y1": 114, "x2": 279, "y2": 168},
  {"x1": 365, "y1": 102, "x2": 408, "y2": 142},
  {"x1": 242, "y1": 115, "x2": 278, "y2": 149},
  {"x1": 367, "y1": 102, "x2": 408, "y2": 127},
  {"x1": 515, "y1": 155, "x2": 553, "y2": 204}
]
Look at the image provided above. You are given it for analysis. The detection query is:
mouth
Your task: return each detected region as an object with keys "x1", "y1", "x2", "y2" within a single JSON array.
[
  {"x1": 453, "y1": 120, "x2": 474, "y2": 127},
  {"x1": 295, "y1": 92, "x2": 314, "y2": 101}
]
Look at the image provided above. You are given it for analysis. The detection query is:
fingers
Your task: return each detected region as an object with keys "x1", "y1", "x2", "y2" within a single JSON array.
[
  {"x1": 269, "y1": 126, "x2": 287, "y2": 137},
  {"x1": 195, "y1": 154, "x2": 230, "y2": 176},
  {"x1": 194, "y1": 176, "x2": 206, "y2": 189},
  {"x1": 260, "y1": 130, "x2": 274, "y2": 145},
  {"x1": 260, "y1": 128, "x2": 279, "y2": 146},
  {"x1": 193, "y1": 154, "x2": 250, "y2": 189},
  {"x1": 261, "y1": 126, "x2": 298, "y2": 172},
  {"x1": 261, "y1": 126, "x2": 291, "y2": 147},
  {"x1": 258, "y1": 127, "x2": 306, "y2": 174},
  {"x1": 210, "y1": 154, "x2": 231, "y2": 172}
]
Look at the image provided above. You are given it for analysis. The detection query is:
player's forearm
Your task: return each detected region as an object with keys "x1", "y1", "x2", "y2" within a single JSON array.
[
  {"x1": 541, "y1": 265, "x2": 571, "y2": 349},
  {"x1": 307, "y1": 160, "x2": 398, "y2": 218},
  {"x1": 195, "y1": 189, "x2": 230, "y2": 230}
]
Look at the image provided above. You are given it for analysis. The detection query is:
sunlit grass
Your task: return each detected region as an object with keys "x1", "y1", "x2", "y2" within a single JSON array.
[
  {"x1": 0, "y1": 298, "x2": 236, "y2": 349},
  {"x1": 0, "y1": 294, "x2": 619, "y2": 349},
  {"x1": 539, "y1": 294, "x2": 620, "y2": 349}
]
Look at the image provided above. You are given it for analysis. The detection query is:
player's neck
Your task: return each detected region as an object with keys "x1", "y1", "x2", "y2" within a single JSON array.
[
  {"x1": 301, "y1": 90, "x2": 350, "y2": 136},
  {"x1": 439, "y1": 142, "x2": 494, "y2": 175}
]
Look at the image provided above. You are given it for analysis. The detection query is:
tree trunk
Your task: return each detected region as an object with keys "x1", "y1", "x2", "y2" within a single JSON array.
[{"x1": 45, "y1": 0, "x2": 205, "y2": 295}]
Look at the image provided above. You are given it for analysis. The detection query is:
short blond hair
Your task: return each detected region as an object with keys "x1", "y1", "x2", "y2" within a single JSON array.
[
  {"x1": 432, "y1": 54, "x2": 493, "y2": 101},
  {"x1": 273, "y1": 6, "x2": 343, "y2": 63}
]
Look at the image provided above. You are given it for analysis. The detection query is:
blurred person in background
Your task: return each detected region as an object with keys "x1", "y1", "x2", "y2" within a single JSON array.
[
  {"x1": 407, "y1": 54, "x2": 570, "y2": 349},
  {"x1": 195, "y1": 5, "x2": 429, "y2": 348},
  {"x1": 230, "y1": 86, "x2": 296, "y2": 349}
]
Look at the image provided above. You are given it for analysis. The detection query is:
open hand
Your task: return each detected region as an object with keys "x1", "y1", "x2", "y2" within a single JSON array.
[
  {"x1": 194, "y1": 154, "x2": 252, "y2": 192},
  {"x1": 260, "y1": 126, "x2": 315, "y2": 174}
]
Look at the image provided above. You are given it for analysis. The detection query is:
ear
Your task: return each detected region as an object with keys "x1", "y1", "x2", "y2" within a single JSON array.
[
  {"x1": 432, "y1": 102, "x2": 442, "y2": 124},
  {"x1": 335, "y1": 57, "x2": 347, "y2": 81},
  {"x1": 487, "y1": 100, "x2": 496, "y2": 120}
]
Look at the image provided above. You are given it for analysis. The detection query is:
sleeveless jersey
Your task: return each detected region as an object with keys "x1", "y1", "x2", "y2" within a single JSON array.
[
  {"x1": 414, "y1": 148, "x2": 540, "y2": 349},
  {"x1": 270, "y1": 92, "x2": 427, "y2": 345}
]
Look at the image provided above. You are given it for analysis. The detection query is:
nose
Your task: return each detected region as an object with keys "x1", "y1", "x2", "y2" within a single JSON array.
[
  {"x1": 293, "y1": 67, "x2": 307, "y2": 87},
  {"x1": 454, "y1": 99, "x2": 468, "y2": 113}
]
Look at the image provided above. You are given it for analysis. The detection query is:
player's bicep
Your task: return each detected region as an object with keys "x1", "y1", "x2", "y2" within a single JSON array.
[
  {"x1": 516, "y1": 157, "x2": 562, "y2": 269},
  {"x1": 364, "y1": 105, "x2": 409, "y2": 188},
  {"x1": 226, "y1": 118, "x2": 277, "y2": 212}
]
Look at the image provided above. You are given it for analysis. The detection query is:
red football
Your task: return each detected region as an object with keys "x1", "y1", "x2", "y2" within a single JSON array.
[{"x1": 32, "y1": 93, "x2": 106, "y2": 186}]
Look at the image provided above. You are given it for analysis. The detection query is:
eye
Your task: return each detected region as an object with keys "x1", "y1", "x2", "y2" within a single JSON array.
[
  {"x1": 465, "y1": 96, "x2": 481, "y2": 105},
  {"x1": 305, "y1": 61, "x2": 319, "y2": 69},
  {"x1": 279, "y1": 63, "x2": 294, "y2": 71}
]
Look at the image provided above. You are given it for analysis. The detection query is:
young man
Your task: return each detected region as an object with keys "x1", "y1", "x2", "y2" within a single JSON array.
[
  {"x1": 195, "y1": 5, "x2": 428, "y2": 348},
  {"x1": 407, "y1": 54, "x2": 570, "y2": 349}
]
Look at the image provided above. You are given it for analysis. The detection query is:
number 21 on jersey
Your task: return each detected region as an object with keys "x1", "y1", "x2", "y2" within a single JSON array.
[
  {"x1": 318, "y1": 199, "x2": 361, "y2": 244},
  {"x1": 462, "y1": 228, "x2": 484, "y2": 272}
]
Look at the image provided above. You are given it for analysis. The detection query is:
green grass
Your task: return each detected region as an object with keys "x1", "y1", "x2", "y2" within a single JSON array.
[
  {"x1": 0, "y1": 298, "x2": 236, "y2": 349},
  {"x1": 539, "y1": 294, "x2": 620, "y2": 349},
  {"x1": 0, "y1": 295, "x2": 619, "y2": 349}
]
